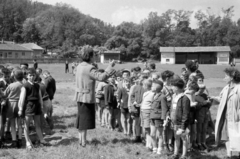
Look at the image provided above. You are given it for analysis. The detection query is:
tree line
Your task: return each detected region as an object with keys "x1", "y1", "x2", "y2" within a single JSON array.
[{"x1": 0, "y1": 0, "x2": 240, "y2": 60}]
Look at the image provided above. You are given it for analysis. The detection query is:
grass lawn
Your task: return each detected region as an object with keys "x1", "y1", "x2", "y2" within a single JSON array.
[{"x1": 1, "y1": 63, "x2": 240, "y2": 159}]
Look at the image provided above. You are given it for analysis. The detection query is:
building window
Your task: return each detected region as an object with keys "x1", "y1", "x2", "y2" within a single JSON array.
[
  {"x1": 15, "y1": 53, "x2": 18, "y2": 58},
  {"x1": 22, "y1": 52, "x2": 25, "y2": 56},
  {"x1": 166, "y1": 59, "x2": 170, "y2": 62},
  {"x1": 8, "y1": 52, "x2": 12, "y2": 58}
]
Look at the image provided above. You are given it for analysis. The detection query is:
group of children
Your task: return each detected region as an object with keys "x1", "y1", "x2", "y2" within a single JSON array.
[
  {"x1": 95, "y1": 60, "x2": 214, "y2": 159},
  {"x1": 0, "y1": 63, "x2": 56, "y2": 150}
]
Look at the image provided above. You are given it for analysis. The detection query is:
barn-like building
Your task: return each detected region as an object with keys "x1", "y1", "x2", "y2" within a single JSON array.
[
  {"x1": 160, "y1": 46, "x2": 231, "y2": 64},
  {"x1": 100, "y1": 50, "x2": 120, "y2": 63}
]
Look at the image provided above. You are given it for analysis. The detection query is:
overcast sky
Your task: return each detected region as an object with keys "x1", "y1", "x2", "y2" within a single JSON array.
[{"x1": 34, "y1": 0, "x2": 240, "y2": 28}]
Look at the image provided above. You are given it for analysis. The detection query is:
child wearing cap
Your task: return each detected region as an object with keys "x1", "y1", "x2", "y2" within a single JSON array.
[
  {"x1": 4, "y1": 68, "x2": 23, "y2": 148},
  {"x1": 150, "y1": 80, "x2": 168, "y2": 154},
  {"x1": 18, "y1": 68, "x2": 50, "y2": 150}
]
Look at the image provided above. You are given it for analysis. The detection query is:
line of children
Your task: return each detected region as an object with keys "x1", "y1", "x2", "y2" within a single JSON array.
[{"x1": 95, "y1": 61, "x2": 213, "y2": 159}]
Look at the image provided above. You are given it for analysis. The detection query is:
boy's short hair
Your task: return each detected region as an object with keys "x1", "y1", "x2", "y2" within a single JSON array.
[
  {"x1": 98, "y1": 69, "x2": 104, "y2": 73},
  {"x1": 134, "y1": 66, "x2": 141, "y2": 72},
  {"x1": 26, "y1": 68, "x2": 36, "y2": 75},
  {"x1": 149, "y1": 63, "x2": 156, "y2": 70},
  {"x1": 161, "y1": 70, "x2": 174, "y2": 81},
  {"x1": 13, "y1": 69, "x2": 24, "y2": 81},
  {"x1": 20, "y1": 63, "x2": 29, "y2": 68},
  {"x1": 152, "y1": 79, "x2": 163, "y2": 89},
  {"x1": 171, "y1": 78, "x2": 185, "y2": 89},
  {"x1": 143, "y1": 79, "x2": 152, "y2": 89},
  {"x1": 0, "y1": 67, "x2": 10, "y2": 75},
  {"x1": 43, "y1": 70, "x2": 50, "y2": 75},
  {"x1": 122, "y1": 69, "x2": 131, "y2": 75},
  {"x1": 181, "y1": 67, "x2": 187, "y2": 73},
  {"x1": 36, "y1": 68, "x2": 42, "y2": 73},
  {"x1": 188, "y1": 81, "x2": 199, "y2": 92},
  {"x1": 185, "y1": 60, "x2": 197, "y2": 73}
]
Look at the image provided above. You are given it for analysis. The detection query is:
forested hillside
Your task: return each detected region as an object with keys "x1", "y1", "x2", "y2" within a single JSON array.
[{"x1": 0, "y1": 0, "x2": 240, "y2": 59}]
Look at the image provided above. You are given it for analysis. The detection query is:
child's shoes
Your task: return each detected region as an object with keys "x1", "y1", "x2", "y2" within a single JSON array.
[{"x1": 152, "y1": 147, "x2": 157, "y2": 153}]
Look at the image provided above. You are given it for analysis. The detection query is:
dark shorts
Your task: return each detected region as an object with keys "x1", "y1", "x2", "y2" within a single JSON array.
[
  {"x1": 121, "y1": 107, "x2": 129, "y2": 114},
  {"x1": 23, "y1": 100, "x2": 42, "y2": 117},
  {"x1": 150, "y1": 119, "x2": 164, "y2": 127},
  {"x1": 130, "y1": 107, "x2": 140, "y2": 117}
]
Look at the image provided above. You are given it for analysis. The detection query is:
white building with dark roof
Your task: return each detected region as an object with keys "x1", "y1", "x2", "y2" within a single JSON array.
[
  {"x1": 160, "y1": 46, "x2": 231, "y2": 64},
  {"x1": 0, "y1": 41, "x2": 44, "y2": 59},
  {"x1": 100, "y1": 50, "x2": 121, "y2": 63}
]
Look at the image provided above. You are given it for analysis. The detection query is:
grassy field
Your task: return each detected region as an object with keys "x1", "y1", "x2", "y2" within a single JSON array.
[{"x1": 1, "y1": 63, "x2": 240, "y2": 159}]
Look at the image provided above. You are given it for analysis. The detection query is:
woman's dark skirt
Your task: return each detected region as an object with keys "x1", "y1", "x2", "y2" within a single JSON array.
[{"x1": 75, "y1": 102, "x2": 95, "y2": 130}]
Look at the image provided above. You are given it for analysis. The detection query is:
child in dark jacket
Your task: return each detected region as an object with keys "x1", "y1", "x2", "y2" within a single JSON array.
[
  {"x1": 104, "y1": 77, "x2": 117, "y2": 130},
  {"x1": 168, "y1": 78, "x2": 190, "y2": 159},
  {"x1": 150, "y1": 80, "x2": 168, "y2": 154}
]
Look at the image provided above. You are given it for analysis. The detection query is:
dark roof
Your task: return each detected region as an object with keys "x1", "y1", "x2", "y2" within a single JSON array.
[
  {"x1": 0, "y1": 44, "x2": 32, "y2": 51},
  {"x1": 102, "y1": 50, "x2": 120, "y2": 54},
  {"x1": 160, "y1": 46, "x2": 231, "y2": 53},
  {"x1": 21, "y1": 43, "x2": 44, "y2": 50}
]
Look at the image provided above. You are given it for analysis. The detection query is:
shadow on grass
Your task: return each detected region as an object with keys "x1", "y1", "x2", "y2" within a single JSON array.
[
  {"x1": 54, "y1": 137, "x2": 79, "y2": 146},
  {"x1": 89, "y1": 137, "x2": 133, "y2": 146},
  {"x1": 52, "y1": 114, "x2": 76, "y2": 130}
]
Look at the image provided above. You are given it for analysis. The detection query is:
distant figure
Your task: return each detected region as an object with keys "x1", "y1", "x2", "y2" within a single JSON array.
[
  {"x1": 65, "y1": 60, "x2": 69, "y2": 73},
  {"x1": 71, "y1": 62, "x2": 75, "y2": 74},
  {"x1": 33, "y1": 59, "x2": 38, "y2": 70}
]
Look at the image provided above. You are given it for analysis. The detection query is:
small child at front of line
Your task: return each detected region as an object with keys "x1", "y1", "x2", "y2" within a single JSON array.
[
  {"x1": 4, "y1": 68, "x2": 24, "y2": 148},
  {"x1": 168, "y1": 78, "x2": 190, "y2": 159},
  {"x1": 141, "y1": 79, "x2": 154, "y2": 150},
  {"x1": 149, "y1": 80, "x2": 168, "y2": 155},
  {"x1": 18, "y1": 68, "x2": 50, "y2": 149}
]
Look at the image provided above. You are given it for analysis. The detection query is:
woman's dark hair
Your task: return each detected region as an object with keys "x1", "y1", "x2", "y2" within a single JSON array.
[
  {"x1": 185, "y1": 60, "x2": 197, "y2": 73},
  {"x1": 79, "y1": 45, "x2": 94, "y2": 62},
  {"x1": 161, "y1": 70, "x2": 174, "y2": 81},
  {"x1": 224, "y1": 67, "x2": 240, "y2": 83},
  {"x1": 171, "y1": 78, "x2": 185, "y2": 89}
]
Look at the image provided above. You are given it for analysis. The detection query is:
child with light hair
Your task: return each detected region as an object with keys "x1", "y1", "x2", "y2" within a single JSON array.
[{"x1": 141, "y1": 79, "x2": 154, "y2": 150}]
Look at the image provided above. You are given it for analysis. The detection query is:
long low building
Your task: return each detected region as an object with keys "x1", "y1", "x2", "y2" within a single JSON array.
[
  {"x1": 160, "y1": 46, "x2": 231, "y2": 64},
  {"x1": 0, "y1": 42, "x2": 44, "y2": 59}
]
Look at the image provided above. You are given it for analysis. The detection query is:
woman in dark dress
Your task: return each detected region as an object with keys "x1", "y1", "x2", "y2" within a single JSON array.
[{"x1": 74, "y1": 46, "x2": 116, "y2": 147}]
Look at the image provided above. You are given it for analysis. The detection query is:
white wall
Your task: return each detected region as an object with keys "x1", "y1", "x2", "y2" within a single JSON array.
[
  {"x1": 217, "y1": 52, "x2": 229, "y2": 64},
  {"x1": 100, "y1": 54, "x2": 104, "y2": 63},
  {"x1": 161, "y1": 52, "x2": 175, "y2": 64}
]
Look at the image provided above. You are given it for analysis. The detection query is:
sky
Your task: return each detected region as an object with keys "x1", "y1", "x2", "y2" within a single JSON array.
[{"x1": 34, "y1": 0, "x2": 240, "y2": 28}]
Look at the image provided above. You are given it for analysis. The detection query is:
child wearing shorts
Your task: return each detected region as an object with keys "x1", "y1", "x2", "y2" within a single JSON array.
[
  {"x1": 169, "y1": 78, "x2": 190, "y2": 159},
  {"x1": 150, "y1": 80, "x2": 168, "y2": 154},
  {"x1": 141, "y1": 79, "x2": 154, "y2": 150},
  {"x1": 18, "y1": 68, "x2": 50, "y2": 150},
  {"x1": 4, "y1": 68, "x2": 23, "y2": 148}
]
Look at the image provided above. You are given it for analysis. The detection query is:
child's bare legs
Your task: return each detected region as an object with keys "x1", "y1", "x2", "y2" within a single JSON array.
[
  {"x1": 24, "y1": 116, "x2": 33, "y2": 147},
  {"x1": 105, "y1": 108, "x2": 110, "y2": 128},
  {"x1": 173, "y1": 130, "x2": 180, "y2": 155},
  {"x1": 189, "y1": 124, "x2": 197, "y2": 148},
  {"x1": 121, "y1": 112, "x2": 127, "y2": 135},
  {"x1": 181, "y1": 135, "x2": 188, "y2": 157},
  {"x1": 132, "y1": 116, "x2": 141, "y2": 138},
  {"x1": 33, "y1": 115, "x2": 45, "y2": 142},
  {"x1": 10, "y1": 118, "x2": 17, "y2": 140},
  {"x1": 126, "y1": 113, "x2": 131, "y2": 135},
  {"x1": 145, "y1": 128, "x2": 151, "y2": 148},
  {"x1": 150, "y1": 124, "x2": 157, "y2": 151},
  {"x1": 157, "y1": 127, "x2": 163, "y2": 154}
]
